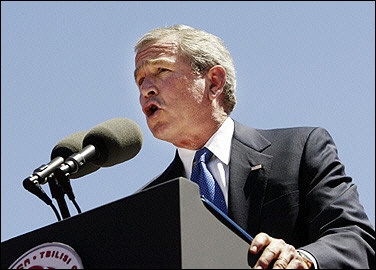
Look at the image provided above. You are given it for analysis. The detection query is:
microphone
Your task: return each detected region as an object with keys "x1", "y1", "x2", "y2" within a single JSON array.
[
  {"x1": 23, "y1": 156, "x2": 64, "y2": 186},
  {"x1": 51, "y1": 130, "x2": 101, "y2": 179},
  {"x1": 56, "y1": 117, "x2": 143, "y2": 176},
  {"x1": 22, "y1": 130, "x2": 101, "y2": 188},
  {"x1": 49, "y1": 130, "x2": 101, "y2": 217},
  {"x1": 22, "y1": 130, "x2": 100, "y2": 219}
]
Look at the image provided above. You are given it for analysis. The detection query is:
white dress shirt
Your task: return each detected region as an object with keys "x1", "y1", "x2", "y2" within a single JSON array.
[{"x1": 178, "y1": 117, "x2": 234, "y2": 206}]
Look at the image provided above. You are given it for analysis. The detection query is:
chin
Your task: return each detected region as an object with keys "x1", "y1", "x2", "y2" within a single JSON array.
[{"x1": 149, "y1": 125, "x2": 165, "y2": 140}]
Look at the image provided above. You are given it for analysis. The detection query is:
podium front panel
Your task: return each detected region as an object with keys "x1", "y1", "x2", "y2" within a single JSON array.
[{"x1": 1, "y1": 177, "x2": 252, "y2": 268}]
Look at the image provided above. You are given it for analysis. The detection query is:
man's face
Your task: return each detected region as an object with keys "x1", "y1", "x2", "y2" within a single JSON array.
[{"x1": 134, "y1": 37, "x2": 211, "y2": 147}]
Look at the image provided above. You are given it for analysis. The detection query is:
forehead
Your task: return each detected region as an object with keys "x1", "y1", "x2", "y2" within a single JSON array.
[
  {"x1": 134, "y1": 38, "x2": 184, "y2": 79},
  {"x1": 135, "y1": 37, "x2": 179, "y2": 64}
]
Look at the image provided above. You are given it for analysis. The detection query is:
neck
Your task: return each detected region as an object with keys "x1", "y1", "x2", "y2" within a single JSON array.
[{"x1": 172, "y1": 116, "x2": 228, "y2": 150}]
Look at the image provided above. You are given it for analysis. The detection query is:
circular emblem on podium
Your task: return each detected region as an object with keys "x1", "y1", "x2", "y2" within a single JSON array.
[{"x1": 8, "y1": 242, "x2": 84, "y2": 269}]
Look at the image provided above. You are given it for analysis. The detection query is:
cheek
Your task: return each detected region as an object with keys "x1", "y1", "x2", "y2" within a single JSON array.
[
  {"x1": 138, "y1": 93, "x2": 144, "y2": 107},
  {"x1": 163, "y1": 74, "x2": 206, "y2": 105},
  {"x1": 187, "y1": 78, "x2": 207, "y2": 102}
]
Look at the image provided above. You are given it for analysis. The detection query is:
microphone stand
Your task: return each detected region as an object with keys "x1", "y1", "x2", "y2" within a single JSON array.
[
  {"x1": 23, "y1": 177, "x2": 62, "y2": 221},
  {"x1": 54, "y1": 168, "x2": 82, "y2": 215},
  {"x1": 47, "y1": 174, "x2": 71, "y2": 219}
]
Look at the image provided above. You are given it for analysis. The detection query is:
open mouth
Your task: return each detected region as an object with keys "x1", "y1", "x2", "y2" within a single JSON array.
[{"x1": 145, "y1": 104, "x2": 159, "y2": 117}]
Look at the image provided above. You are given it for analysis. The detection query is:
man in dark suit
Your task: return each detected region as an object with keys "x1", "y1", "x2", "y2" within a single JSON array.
[{"x1": 133, "y1": 24, "x2": 375, "y2": 268}]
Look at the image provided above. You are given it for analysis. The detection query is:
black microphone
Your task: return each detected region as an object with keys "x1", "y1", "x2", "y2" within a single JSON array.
[
  {"x1": 23, "y1": 130, "x2": 101, "y2": 220},
  {"x1": 49, "y1": 130, "x2": 100, "y2": 217},
  {"x1": 22, "y1": 130, "x2": 89, "y2": 206},
  {"x1": 56, "y1": 117, "x2": 143, "y2": 176},
  {"x1": 22, "y1": 130, "x2": 101, "y2": 189},
  {"x1": 23, "y1": 156, "x2": 65, "y2": 186},
  {"x1": 50, "y1": 130, "x2": 101, "y2": 179}
]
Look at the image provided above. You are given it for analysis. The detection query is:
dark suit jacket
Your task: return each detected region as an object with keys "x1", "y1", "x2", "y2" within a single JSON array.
[{"x1": 141, "y1": 120, "x2": 375, "y2": 268}]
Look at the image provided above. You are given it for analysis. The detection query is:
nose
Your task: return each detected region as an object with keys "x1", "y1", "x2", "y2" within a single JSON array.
[{"x1": 139, "y1": 76, "x2": 159, "y2": 99}]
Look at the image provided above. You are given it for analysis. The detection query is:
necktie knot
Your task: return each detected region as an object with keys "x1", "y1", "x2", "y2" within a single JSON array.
[{"x1": 194, "y1": 147, "x2": 213, "y2": 164}]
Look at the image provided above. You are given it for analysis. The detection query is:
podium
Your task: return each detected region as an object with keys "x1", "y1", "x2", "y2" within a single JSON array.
[{"x1": 1, "y1": 177, "x2": 254, "y2": 268}]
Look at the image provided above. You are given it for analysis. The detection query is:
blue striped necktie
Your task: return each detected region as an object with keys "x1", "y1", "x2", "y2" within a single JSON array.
[{"x1": 191, "y1": 147, "x2": 228, "y2": 215}]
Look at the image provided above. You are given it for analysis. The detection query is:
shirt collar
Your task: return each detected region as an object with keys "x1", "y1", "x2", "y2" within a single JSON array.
[
  {"x1": 178, "y1": 117, "x2": 234, "y2": 176},
  {"x1": 205, "y1": 117, "x2": 234, "y2": 165}
]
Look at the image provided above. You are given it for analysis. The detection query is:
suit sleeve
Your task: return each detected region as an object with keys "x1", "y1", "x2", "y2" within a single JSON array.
[{"x1": 299, "y1": 127, "x2": 375, "y2": 268}]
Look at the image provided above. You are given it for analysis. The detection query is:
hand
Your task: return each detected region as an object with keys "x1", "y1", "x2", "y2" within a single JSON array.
[{"x1": 249, "y1": 232, "x2": 311, "y2": 269}]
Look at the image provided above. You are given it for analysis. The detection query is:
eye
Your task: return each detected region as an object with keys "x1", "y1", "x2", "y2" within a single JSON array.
[
  {"x1": 157, "y1": 67, "x2": 169, "y2": 73},
  {"x1": 137, "y1": 77, "x2": 144, "y2": 87}
]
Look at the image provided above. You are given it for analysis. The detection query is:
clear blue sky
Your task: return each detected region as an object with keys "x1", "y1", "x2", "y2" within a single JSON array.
[{"x1": 2, "y1": 1, "x2": 374, "y2": 242}]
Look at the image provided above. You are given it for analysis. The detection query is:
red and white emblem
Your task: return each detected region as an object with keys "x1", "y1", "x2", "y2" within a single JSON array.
[{"x1": 8, "y1": 242, "x2": 84, "y2": 269}]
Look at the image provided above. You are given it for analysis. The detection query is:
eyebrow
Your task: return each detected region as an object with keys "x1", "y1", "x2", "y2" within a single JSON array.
[{"x1": 134, "y1": 59, "x2": 174, "y2": 81}]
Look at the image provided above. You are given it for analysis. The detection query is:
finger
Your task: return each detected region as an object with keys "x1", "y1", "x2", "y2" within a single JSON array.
[
  {"x1": 286, "y1": 257, "x2": 310, "y2": 269},
  {"x1": 272, "y1": 244, "x2": 295, "y2": 269},
  {"x1": 254, "y1": 243, "x2": 280, "y2": 268},
  {"x1": 250, "y1": 232, "x2": 272, "y2": 254},
  {"x1": 288, "y1": 252, "x2": 309, "y2": 269},
  {"x1": 273, "y1": 257, "x2": 289, "y2": 269},
  {"x1": 254, "y1": 238, "x2": 287, "y2": 269}
]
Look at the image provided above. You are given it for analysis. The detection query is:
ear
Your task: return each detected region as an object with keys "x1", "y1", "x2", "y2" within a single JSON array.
[{"x1": 207, "y1": 65, "x2": 226, "y2": 100}]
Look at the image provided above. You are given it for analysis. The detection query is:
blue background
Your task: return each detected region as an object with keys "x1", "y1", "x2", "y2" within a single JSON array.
[{"x1": 2, "y1": 1, "x2": 374, "y2": 242}]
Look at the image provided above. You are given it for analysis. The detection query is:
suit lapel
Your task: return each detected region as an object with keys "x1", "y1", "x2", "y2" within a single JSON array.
[
  {"x1": 228, "y1": 121, "x2": 273, "y2": 236},
  {"x1": 140, "y1": 150, "x2": 185, "y2": 190}
]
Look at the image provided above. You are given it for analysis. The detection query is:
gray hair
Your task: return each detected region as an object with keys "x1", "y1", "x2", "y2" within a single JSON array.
[{"x1": 134, "y1": 24, "x2": 237, "y2": 113}]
